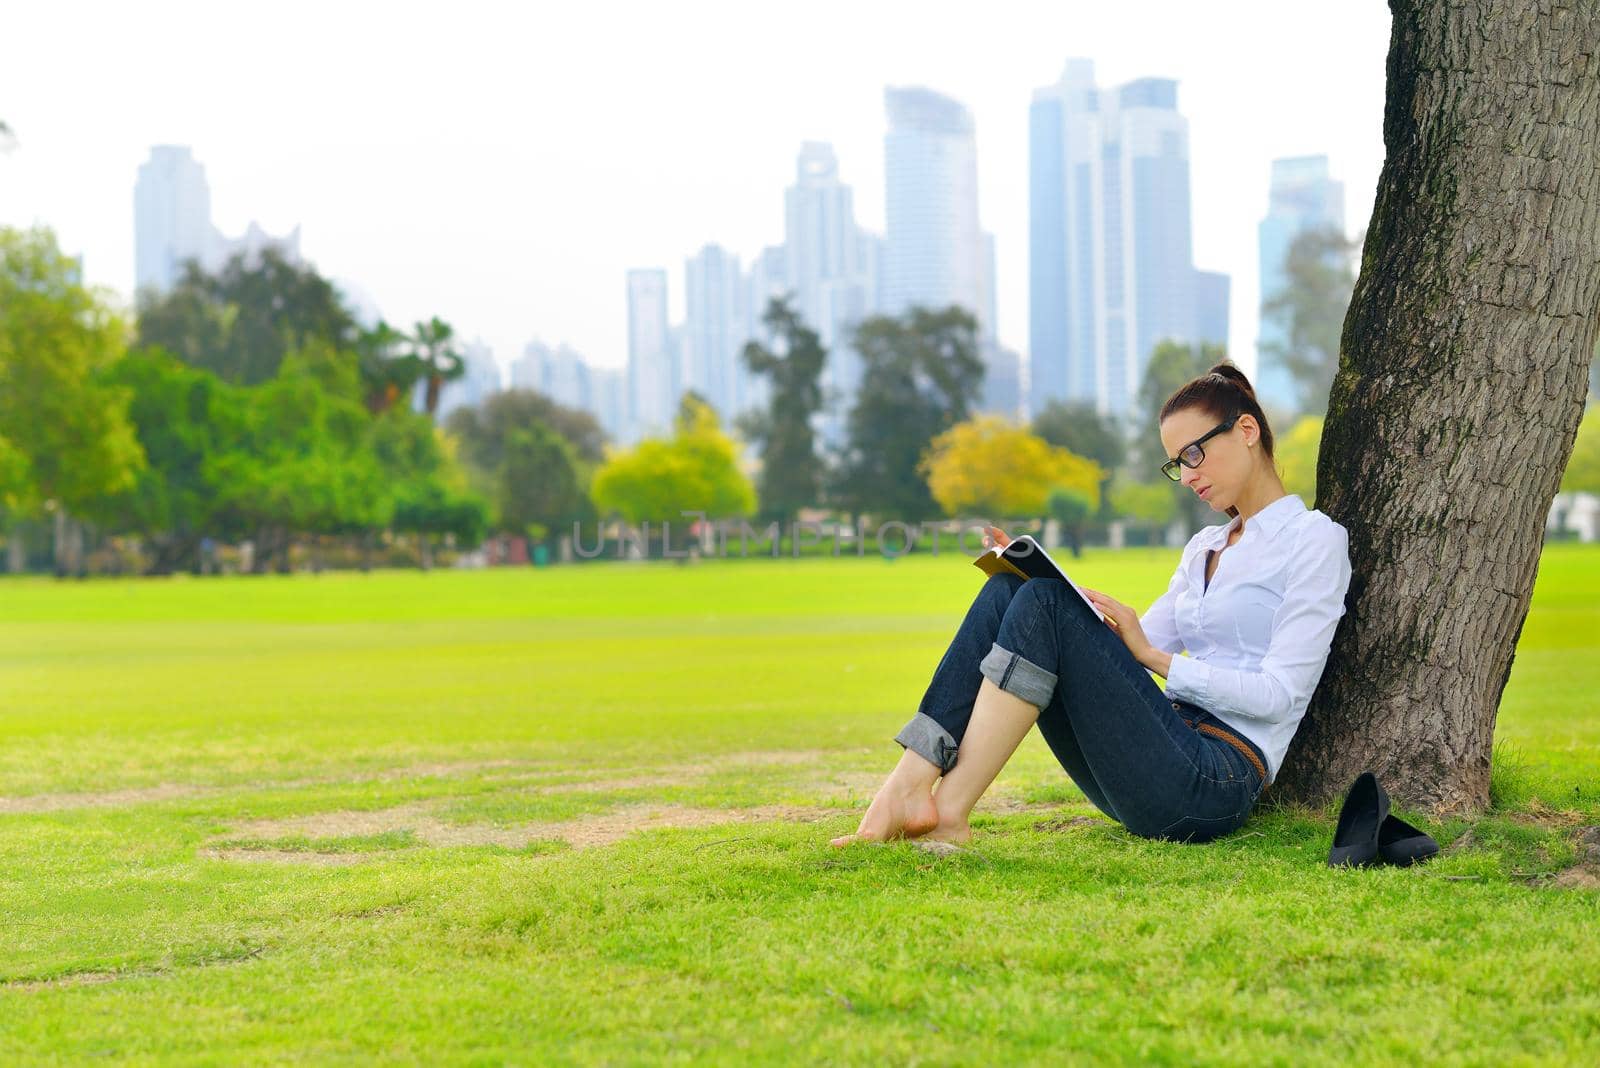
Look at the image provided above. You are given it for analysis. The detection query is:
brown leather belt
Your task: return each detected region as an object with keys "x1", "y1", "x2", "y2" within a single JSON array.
[{"x1": 1172, "y1": 701, "x2": 1268, "y2": 783}]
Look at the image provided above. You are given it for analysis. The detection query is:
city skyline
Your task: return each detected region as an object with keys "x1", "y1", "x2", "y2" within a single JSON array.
[
  {"x1": 1029, "y1": 60, "x2": 1230, "y2": 416},
  {"x1": 0, "y1": 1, "x2": 1390, "y2": 385}
]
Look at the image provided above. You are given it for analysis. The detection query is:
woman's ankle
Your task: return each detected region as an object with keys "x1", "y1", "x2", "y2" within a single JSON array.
[
  {"x1": 886, "y1": 747, "x2": 942, "y2": 793},
  {"x1": 928, "y1": 811, "x2": 971, "y2": 842}
]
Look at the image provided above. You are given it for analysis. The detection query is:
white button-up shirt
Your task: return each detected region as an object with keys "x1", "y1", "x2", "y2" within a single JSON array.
[{"x1": 1139, "y1": 493, "x2": 1353, "y2": 783}]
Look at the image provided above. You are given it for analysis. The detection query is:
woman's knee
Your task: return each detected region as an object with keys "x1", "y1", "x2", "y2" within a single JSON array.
[
  {"x1": 999, "y1": 575, "x2": 1065, "y2": 625},
  {"x1": 980, "y1": 571, "x2": 1026, "y2": 607}
]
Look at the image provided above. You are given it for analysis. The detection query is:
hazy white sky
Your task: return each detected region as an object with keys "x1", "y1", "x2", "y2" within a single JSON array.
[{"x1": 1, "y1": 1, "x2": 1391, "y2": 378}]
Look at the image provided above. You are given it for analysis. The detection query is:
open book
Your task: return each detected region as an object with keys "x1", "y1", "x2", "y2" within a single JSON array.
[{"x1": 972, "y1": 534, "x2": 1107, "y2": 622}]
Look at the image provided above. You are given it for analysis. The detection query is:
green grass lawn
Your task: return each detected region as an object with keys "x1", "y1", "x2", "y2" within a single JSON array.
[{"x1": 1, "y1": 545, "x2": 1597, "y2": 1064}]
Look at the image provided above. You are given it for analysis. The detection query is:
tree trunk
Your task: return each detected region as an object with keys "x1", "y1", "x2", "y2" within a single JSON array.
[
  {"x1": 251, "y1": 528, "x2": 273, "y2": 574},
  {"x1": 51, "y1": 510, "x2": 85, "y2": 578},
  {"x1": 1274, "y1": 0, "x2": 1600, "y2": 816}
]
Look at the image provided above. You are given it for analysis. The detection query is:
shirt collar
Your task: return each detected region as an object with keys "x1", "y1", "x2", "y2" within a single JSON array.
[{"x1": 1203, "y1": 493, "x2": 1306, "y2": 546}]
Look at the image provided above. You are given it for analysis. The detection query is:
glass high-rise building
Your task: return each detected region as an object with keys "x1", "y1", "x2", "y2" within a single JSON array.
[
  {"x1": 1195, "y1": 270, "x2": 1231, "y2": 351},
  {"x1": 1029, "y1": 60, "x2": 1226, "y2": 416},
  {"x1": 134, "y1": 146, "x2": 214, "y2": 295},
  {"x1": 784, "y1": 143, "x2": 857, "y2": 332},
  {"x1": 739, "y1": 244, "x2": 788, "y2": 419},
  {"x1": 626, "y1": 269, "x2": 674, "y2": 441},
  {"x1": 882, "y1": 87, "x2": 990, "y2": 339},
  {"x1": 783, "y1": 142, "x2": 882, "y2": 447},
  {"x1": 513, "y1": 341, "x2": 627, "y2": 443},
  {"x1": 1257, "y1": 155, "x2": 1345, "y2": 415},
  {"x1": 684, "y1": 243, "x2": 746, "y2": 423}
]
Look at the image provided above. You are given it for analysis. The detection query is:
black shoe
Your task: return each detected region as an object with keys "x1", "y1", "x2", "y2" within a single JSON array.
[
  {"x1": 1327, "y1": 771, "x2": 1390, "y2": 867},
  {"x1": 1378, "y1": 813, "x2": 1438, "y2": 866}
]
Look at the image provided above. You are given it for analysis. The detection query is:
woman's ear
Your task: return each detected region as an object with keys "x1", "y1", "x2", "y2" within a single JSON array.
[{"x1": 1237, "y1": 413, "x2": 1260, "y2": 449}]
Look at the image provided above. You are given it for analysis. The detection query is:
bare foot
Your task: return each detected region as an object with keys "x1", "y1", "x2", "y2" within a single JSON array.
[
  {"x1": 924, "y1": 802, "x2": 972, "y2": 845},
  {"x1": 829, "y1": 780, "x2": 940, "y2": 847}
]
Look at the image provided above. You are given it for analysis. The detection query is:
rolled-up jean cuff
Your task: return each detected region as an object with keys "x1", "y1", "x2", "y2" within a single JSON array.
[
  {"x1": 894, "y1": 712, "x2": 960, "y2": 773},
  {"x1": 979, "y1": 642, "x2": 1057, "y2": 707}
]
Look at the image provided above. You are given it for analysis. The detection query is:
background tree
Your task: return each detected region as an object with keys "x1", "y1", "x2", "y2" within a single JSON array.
[
  {"x1": 209, "y1": 343, "x2": 390, "y2": 572},
  {"x1": 496, "y1": 422, "x2": 589, "y2": 552},
  {"x1": 1110, "y1": 481, "x2": 1177, "y2": 543},
  {"x1": 1275, "y1": 415, "x2": 1324, "y2": 502},
  {"x1": 920, "y1": 414, "x2": 1101, "y2": 524},
  {"x1": 0, "y1": 432, "x2": 26, "y2": 509},
  {"x1": 356, "y1": 320, "x2": 425, "y2": 415},
  {"x1": 136, "y1": 248, "x2": 357, "y2": 385},
  {"x1": 101, "y1": 348, "x2": 248, "y2": 573},
  {"x1": 447, "y1": 389, "x2": 608, "y2": 474},
  {"x1": 1031, "y1": 399, "x2": 1125, "y2": 518},
  {"x1": 739, "y1": 296, "x2": 827, "y2": 523},
  {"x1": 1132, "y1": 339, "x2": 1223, "y2": 532},
  {"x1": 1273, "y1": 3, "x2": 1600, "y2": 813},
  {"x1": 592, "y1": 394, "x2": 756, "y2": 551},
  {"x1": 369, "y1": 404, "x2": 488, "y2": 567},
  {"x1": 1046, "y1": 487, "x2": 1096, "y2": 558},
  {"x1": 1260, "y1": 226, "x2": 1360, "y2": 419},
  {"x1": 832, "y1": 305, "x2": 985, "y2": 523},
  {"x1": 0, "y1": 226, "x2": 145, "y2": 575},
  {"x1": 391, "y1": 481, "x2": 489, "y2": 568},
  {"x1": 411, "y1": 316, "x2": 465, "y2": 420}
]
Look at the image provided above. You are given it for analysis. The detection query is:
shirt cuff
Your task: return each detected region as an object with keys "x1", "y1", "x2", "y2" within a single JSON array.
[{"x1": 1163, "y1": 653, "x2": 1212, "y2": 708}]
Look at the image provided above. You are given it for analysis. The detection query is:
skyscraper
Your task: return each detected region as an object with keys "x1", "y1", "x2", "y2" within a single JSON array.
[
  {"x1": 740, "y1": 244, "x2": 788, "y2": 419},
  {"x1": 1257, "y1": 156, "x2": 1345, "y2": 414},
  {"x1": 514, "y1": 340, "x2": 587, "y2": 408},
  {"x1": 784, "y1": 143, "x2": 857, "y2": 333},
  {"x1": 684, "y1": 243, "x2": 746, "y2": 422},
  {"x1": 587, "y1": 366, "x2": 628, "y2": 443},
  {"x1": 134, "y1": 145, "x2": 302, "y2": 296},
  {"x1": 882, "y1": 88, "x2": 989, "y2": 337},
  {"x1": 1195, "y1": 270, "x2": 1231, "y2": 351},
  {"x1": 626, "y1": 269, "x2": 674, "y2": 440},
  {"x1": 780, "y1": 142, "x2": 885, "y2": 446},
  {"x1": 512, "y1": 341, "x2": 627, "y2": 443},
  {"x1": 134, "y1": 146, "x2": 214, "y2": 294},
  {"x1": 1029, "y1": 61, "x2": 1228, "y2": 416}
]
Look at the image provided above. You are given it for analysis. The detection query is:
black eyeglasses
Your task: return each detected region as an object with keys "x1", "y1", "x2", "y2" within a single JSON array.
[{"x1": 1161, "y1": 415, "x2": 1238, "y2": 482}]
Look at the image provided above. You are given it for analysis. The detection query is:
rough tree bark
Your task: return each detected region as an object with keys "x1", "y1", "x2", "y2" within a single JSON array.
[{"x1": 1274, "y1": 0, "x2": 1600, "y2": 815}]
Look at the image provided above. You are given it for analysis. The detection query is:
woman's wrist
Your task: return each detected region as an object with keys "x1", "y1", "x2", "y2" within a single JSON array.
[{"x1": 1138, "y1": 646, "x2": 1173, "y2": 678}]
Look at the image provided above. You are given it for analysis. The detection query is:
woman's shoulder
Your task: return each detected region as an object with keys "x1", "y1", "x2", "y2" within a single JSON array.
[
  {"x1": 1288, "y1": 502, "x2": 1351, "y2": 565},
  {"x1": 1295, "y1": 502, "x2": 1347, "y2": 537}
]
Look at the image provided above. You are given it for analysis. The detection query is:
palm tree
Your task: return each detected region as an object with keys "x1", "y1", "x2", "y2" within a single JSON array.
[
  {"x1": 411, "y1": 316, "x2": 465, "y2": 420},
  {"x1": 356, "y1": 319, "x2": 424, "y2": 414}
]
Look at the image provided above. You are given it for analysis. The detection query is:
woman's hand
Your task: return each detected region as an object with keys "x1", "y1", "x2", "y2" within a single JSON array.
[
  {"x1": 1080, "y1": 587, "x2": 1169, "y2": 676},
  {"x1": 981, "y1": 525, "x2": 1012, "y2": 550}
]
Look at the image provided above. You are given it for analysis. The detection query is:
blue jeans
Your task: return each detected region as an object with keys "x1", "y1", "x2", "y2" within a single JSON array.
[{"x1": 894, "y1": 573, "x2": 1267, "y2": 843}]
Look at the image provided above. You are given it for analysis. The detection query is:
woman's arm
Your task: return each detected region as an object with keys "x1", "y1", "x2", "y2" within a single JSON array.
[
  {"x1": 1159, "y1": 522, "x2": 1352, "y2": 724},
  {"x1": 1137, "y1": 555, "x2": 1189, "y2": 657}
]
